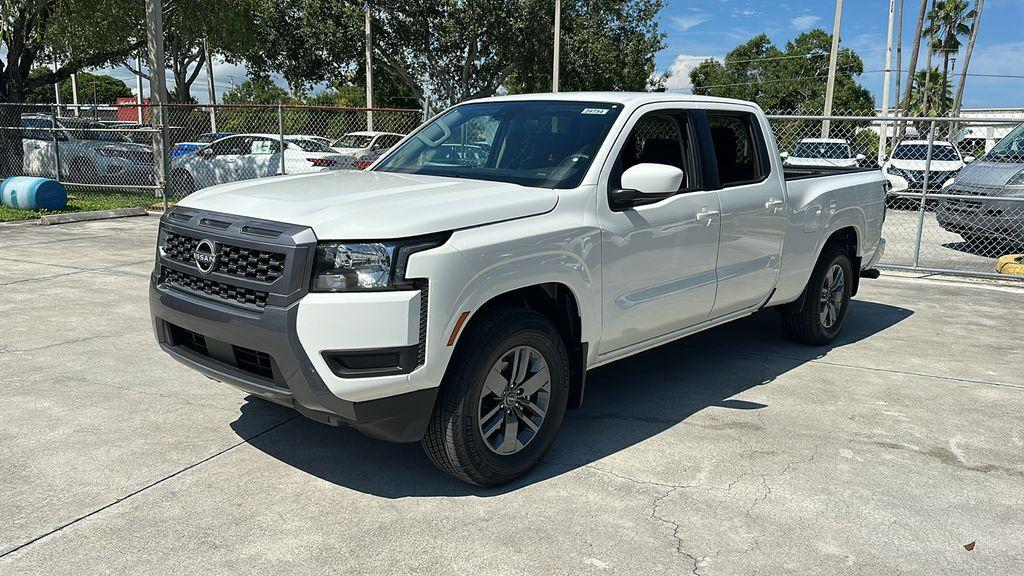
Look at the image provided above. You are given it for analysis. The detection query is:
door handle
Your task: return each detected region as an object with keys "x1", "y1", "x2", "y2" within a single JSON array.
[
  {"x1": 765, "y1": 198, "x2": 786, "y2": 213},
  {"x1": 696, "y1": 208, "x2": 720, "y2": 226}
]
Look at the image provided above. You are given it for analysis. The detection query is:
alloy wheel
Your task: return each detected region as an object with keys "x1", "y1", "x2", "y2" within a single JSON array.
[{"x1": 477, "y1": 346, "x2": 551, "y2": 456}]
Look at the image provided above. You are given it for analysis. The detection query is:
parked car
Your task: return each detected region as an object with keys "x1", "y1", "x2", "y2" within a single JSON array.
[
  {"x1": 330, "y1": 131, "x2": 405, "y2": 168},
  {"x1": 288, "y1": 134, "x2": 333, "y2": 148},
  {"x1": 882, "y1": 140, "x2": 973, "y2": 207},
  {"x1": 20, "y1": 114, "x2": 154, "y2": 184},
  {"x1": 781, "y1": 138, "x2": 865, "y2": 169},
  {"x1": 169, "y1": 133, "x2": 347, "y2": 195},
  {"x1": 151, "y1": 93, "x2": 887, "y2": 486},
  {"x1": 937, "y1": 122, "x2": 1024, "y2": 245},
  {"x1": 170, "y1": 132, "x2": 235, "y2": 158}
]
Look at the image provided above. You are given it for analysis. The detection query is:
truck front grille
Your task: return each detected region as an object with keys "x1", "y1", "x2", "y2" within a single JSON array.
[
  {"x1": 162, "y1": 266, "x2": 269, "y2": 308},
  {"x1": 163, "y1": 232, "x2": 286, "y2": 282},
  {"x1": 166, "y1": 322, "x2": 286, "y2": 387}
]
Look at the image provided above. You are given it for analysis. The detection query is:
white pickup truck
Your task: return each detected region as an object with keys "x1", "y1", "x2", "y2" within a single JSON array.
[{"x1": 150, "y1": 93, "x2": 886, "y2": 486}]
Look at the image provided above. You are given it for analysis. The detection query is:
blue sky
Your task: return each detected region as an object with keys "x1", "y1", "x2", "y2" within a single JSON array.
[{"x1": 658, "y1": 0, "x2": 1024, "y2": 108}]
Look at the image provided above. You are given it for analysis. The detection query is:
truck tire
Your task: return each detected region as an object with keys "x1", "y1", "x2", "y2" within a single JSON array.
[
  {"x1": 781, "y1": 244, "x2": 853, "y2": 346},
  {"x1": 422, "y1": 307, "x2": 570, "y2": 486}
]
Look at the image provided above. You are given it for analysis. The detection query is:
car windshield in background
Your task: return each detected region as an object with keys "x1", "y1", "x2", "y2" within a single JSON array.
[
  {"x1": 290, "y1": 139, "x2": 335, "y2": 153},
  {"x1": 61, "y1": 119, "x2": 130, "y2": 142},
  {"x1": 984, "y1": 123, "x2": 1024, "y2": 162},
  {"x1": 334, "y1": 135, "x2": 374, "y2": 148},
  {"x1": 892, "y1": 144, "x2": 960, "y2": 162},
  {"x1": 375, "y1": 101, "x2": 623, "y2": 189},
  {"x1": 793, "y1": 142, "x2": 852, "y2": 159}
]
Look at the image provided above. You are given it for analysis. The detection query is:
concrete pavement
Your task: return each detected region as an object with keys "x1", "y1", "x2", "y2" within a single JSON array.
[{"x1": 1, "y1": 216, "x2": 1022, "y2": 575}]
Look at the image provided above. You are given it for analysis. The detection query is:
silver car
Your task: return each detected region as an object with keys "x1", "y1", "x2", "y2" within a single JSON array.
[{"x1": 937, "y1": 123, "x2": 1024, "y2": 245}]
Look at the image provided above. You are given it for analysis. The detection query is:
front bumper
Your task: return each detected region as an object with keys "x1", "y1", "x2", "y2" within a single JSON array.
[
  {"x1": 936, "y1": 199, "x2": 1024, "y2": 241},
  {"x1": 149, "y1": 208, "x2": 438, "y2": 442}
]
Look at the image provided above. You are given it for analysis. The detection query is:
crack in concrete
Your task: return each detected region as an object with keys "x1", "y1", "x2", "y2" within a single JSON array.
[
  {"x1": 0, "y1": 414, "x2": 301, "y2": 559},
  {"x1": 0, "y1": 330, "x2": 151, "y2": 354}
]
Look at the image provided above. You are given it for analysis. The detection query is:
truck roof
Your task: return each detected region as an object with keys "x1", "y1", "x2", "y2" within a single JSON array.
[{"x1": 471, "y1": 91, "x2": 762, "y2": 109}]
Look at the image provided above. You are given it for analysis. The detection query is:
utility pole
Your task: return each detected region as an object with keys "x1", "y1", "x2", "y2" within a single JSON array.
[
  {"x1": 364, "y1": 1, "x2": 375, "y2": 131},
  {"x1": 951, "y1": 0, "x2": 984, "y2": 127},
  {"x1": 894, "y1": 0, "x2": 904, "y2": 112},
  {"x1": 135, "y1": 52, "x2": 145, "y2": 124},
  {"x1": 204, "y1": 37, "x2": 217, "y2": 133},
  {"x1": 821, "y1": 0, "x2": 844, "y2": 138},
  {"x1": 71, "y1": 74, "x2": 80, "y2": 116},
  {"x1": 145, "y1": 0, "x2": 168, "y2": 200},
  {"x1": 552, "y1": 0, "x2": 561, "y2": 92},
  {"x1": 878, "y1": 0, "x2": 897, "y2": 166}
]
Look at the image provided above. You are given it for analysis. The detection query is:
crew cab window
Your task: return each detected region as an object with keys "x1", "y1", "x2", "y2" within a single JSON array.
[
  {"x1": 611, "y1": 112, "x2": 693, "y2": 191},
  {"x1": 708, "y1": 113, "x2": 768, "y2": 187}
]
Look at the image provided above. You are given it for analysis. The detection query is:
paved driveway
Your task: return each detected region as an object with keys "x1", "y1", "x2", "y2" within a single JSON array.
[{"x1": 1, "y1": 216, "x2": 1022, "y2": 575}]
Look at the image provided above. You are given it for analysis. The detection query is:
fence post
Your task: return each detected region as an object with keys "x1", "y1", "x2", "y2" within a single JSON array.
[
  {"x1": 911, "y1": 120, "x2": 937, "y2": 269},
  {"x1": 50, "y1": 105, "x2": 62, "y2": 182},
  {"x1": 277, "y1": 104, "x2": 286, "y2": 175}
]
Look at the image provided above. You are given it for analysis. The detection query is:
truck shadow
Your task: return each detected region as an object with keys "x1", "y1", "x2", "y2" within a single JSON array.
[{"x1": 231, "y1": 299, "x2": 912, "y2": 498}]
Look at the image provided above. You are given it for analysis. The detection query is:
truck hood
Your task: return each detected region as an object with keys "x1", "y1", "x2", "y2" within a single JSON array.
[
  {"x1": 952, "y1": 159, "x2": 1024, "y2": 187},
  {"x1": 175, "y1": 170, "x2": 558, "y2": 238}
]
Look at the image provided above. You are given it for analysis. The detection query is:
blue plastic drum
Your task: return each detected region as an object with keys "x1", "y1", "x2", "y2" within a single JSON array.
[{"x1": 0, "y1": 177, "x2": 68, "y2": 211}]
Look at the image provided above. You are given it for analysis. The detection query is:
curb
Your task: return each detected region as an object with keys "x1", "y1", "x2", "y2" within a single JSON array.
[
  {"x1": 995, "y1": 254, "x2": 1024, "y2": 275},
  {"x1": 38, "y1": 207, "x2": 151, "y2": 226}
]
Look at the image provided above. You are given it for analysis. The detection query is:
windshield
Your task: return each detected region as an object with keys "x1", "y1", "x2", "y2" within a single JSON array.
[
  {"x1": 290, "y1": 139, "x2": 335, "y2": 153},
  {"x1": 892, "y1": 143, "x2": 960, "y2": 162},
  {"x1": 375, "y1": 101, "x2": 622, "y2": 189},
  {"x1": 985, "y1": 123, "x2": 1024, "y2": 163},
  {"x1": 60, "y1": 118, "x2": 131, "y2": 142},
  {"x1": 334, "y1": 134, "x2": 374, "y2": 149},
  {"x1": 196, "y1": 133, "x2": 227, "y2": 143},
  {"x1": 792, "y1": 142, "x2": 852, "y2": 159}
]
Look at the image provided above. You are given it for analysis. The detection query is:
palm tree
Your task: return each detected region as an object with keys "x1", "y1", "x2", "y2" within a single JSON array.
[
  {"x1": 909, "y1": 67, "x2": 952, "y2": 116},
  {"x1": 898, "y1": 0, "x2": 930, "y2": 139},
  {"x1": 924, "y1": 0, "x2": 976, "y2": 115},
  {"x1": 950, "y1": 0, "x2": 984, "y2": 121}
]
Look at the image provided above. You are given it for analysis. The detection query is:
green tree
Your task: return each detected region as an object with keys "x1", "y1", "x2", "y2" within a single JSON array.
[
  {"x1": 24, "y1": 69, "x2": 133, "y2": 105},
  {"x1": 689, "y1": 30, "x2": 874, "y2": 114},
  {"x1": 246, "y1": 0, "x2": 665, "y2": 110},
  {"x1": 0, "y1": 0, "x2": 144, "y2": 176},
  {"x1": 908, "y1": 67, "x2": 952, "y2": 116},
  {"x1": 924, "y1": 0, "x2": 974, "y2": 114}
]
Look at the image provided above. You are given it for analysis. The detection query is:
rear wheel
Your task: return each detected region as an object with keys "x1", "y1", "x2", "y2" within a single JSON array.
[
  {"x1": 422, "y1": 307, "x2": 570, "y2": 486},
  {"x1": 781, "y1": 244, "x2": 853, "y2": 345}
]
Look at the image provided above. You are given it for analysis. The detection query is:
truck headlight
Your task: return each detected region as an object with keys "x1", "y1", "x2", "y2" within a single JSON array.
[
  {"x1": 311, "y1": 235, "x2": 449, "y2": 292},
  {"x1": 1008, "y1": 169, "x2": 1024, "y2": 187}
]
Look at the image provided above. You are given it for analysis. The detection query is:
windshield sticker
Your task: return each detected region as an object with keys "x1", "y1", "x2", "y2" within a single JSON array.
[{"x1": 581, "y1": 108, "x2": 611, "y2": 115}]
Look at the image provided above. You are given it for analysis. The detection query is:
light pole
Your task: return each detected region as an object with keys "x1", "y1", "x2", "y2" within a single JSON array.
[
  {"x1": 878, "y1": 0, "x2": 897, "y2": 166},
  {"x1": 552, "y1": 0, "x2": 561, "y2": 93},
  {"x1": 822, "y1": 0, "x2": 844, "y2": 138},
  {"x1": 365, "y1": 1, "x2": 375, "y2": 131}
]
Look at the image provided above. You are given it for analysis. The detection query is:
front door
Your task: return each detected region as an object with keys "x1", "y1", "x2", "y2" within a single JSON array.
[
  {"x1": 597, "y1": 106, "x2": 722, "y2": 354},
  {"x1": 704, "y1": 110, "x2": 786, "y2": 317}
]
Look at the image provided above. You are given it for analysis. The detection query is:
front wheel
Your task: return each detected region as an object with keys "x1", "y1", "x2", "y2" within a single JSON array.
[
  {"x1": 422, "y1": 307, "x2": 570, "y2": 487},
  {"x1": 781, "y1": 244, "x2": 853, "y2": 345}
]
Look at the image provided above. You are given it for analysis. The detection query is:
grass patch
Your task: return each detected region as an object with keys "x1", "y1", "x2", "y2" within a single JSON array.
[{"x1": 0, "y1": 186, "x2": 164, "y2": 222}]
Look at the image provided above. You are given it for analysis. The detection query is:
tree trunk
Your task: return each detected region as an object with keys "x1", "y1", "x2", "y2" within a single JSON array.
[
  {"x1": 951, "y1": 0, "x2": 983, "y2": 121},
  {"x1": 898, "y1": 0, "x2": 928, "y2": 138}
]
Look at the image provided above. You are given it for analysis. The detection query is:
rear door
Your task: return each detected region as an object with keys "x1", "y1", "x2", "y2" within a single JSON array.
[
  {"x1": 597, "y1": 105, "x2": 722, "y2": 354},
  {"x1": 702, "y1": 109, "x2": 787, "y2": 317},
  {"x1": 240, "y1": 137, "x2": 282, "y2": 178},
  {"x1": 204, "y1": 136, "x2": 247, "y2": 184}
]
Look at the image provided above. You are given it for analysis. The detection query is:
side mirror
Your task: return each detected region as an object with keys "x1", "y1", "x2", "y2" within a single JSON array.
[
  {"x1": 779, "y1": 151, "x2": 790, "y2": 160},
  {"x1": 856, "y1": 153, "x2": 866, "y2": 161},
  {"x1": 610, "y1": 163, "x2": 684, "y2": 211},
  {"x1": 964, "y1": 155, "x2": 975, "y2": 163}
]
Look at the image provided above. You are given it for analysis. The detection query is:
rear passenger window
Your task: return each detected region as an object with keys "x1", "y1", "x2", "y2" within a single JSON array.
[
  {"x1": 708, "y1": 113, "x2": 767, "y2": 187},
  {"x1": 612, "y1": 113, "x2": 693, "y2": 191}
]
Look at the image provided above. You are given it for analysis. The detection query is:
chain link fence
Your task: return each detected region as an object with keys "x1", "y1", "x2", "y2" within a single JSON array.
[
  {"x1": 767, "y1": 111, "x2": 1024, "y2": 280},
  {"x1": 0, "y1": 102, "x2": 423, "y2": 219},
  {"x1": 2, "y1": 100, "x2": 1022, "y2": 280}
]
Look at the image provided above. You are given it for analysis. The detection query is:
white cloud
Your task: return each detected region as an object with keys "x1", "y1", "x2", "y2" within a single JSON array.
[
  {"x1": 664, "y1": 54, "x2": 716, "y2": 91},
  {"x1": 790, "y1": 14, "x2": 822, "y2": 31},
  {"x1": 671, "y1": 13, "x2": 713, "y2": 32}
]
